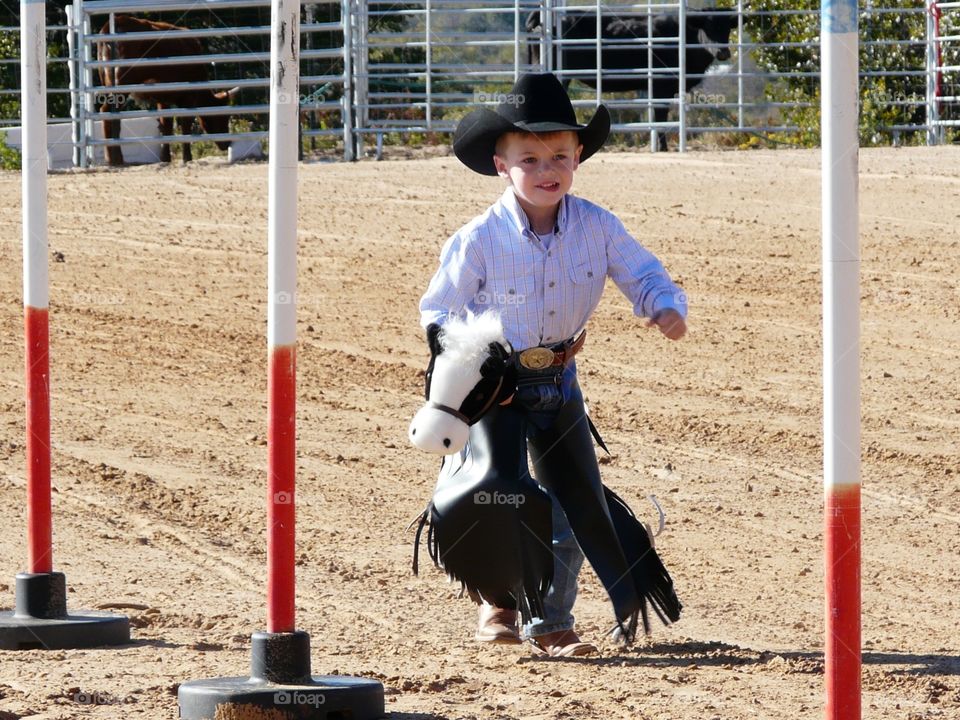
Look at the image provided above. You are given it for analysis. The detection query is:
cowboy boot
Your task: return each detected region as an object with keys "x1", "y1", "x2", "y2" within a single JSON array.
[{"x1": 475, "y1": 603, "x2": 522, "y2": 644}]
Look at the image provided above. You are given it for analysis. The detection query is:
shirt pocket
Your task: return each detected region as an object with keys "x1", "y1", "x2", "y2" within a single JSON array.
[
  {"x1": 480, "y1": 271, "x2": 535, "y2": 310},
  {"x1": 566, "y1": 258, "x2": 606, "y2": 314}
]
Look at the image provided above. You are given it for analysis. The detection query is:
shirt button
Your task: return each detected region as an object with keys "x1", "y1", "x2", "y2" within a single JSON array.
[
  {"x1": 587, "y1": 271, "x2": 594, "y2": 278},
  {"x1": 508, "y1": 288, "x2": 515, "y2": 294},
  {"x1": 548, "y1": 310, "x2": 556, "y2": 316},
  {"x1": 547, "y1": 251, "x2": 552, "y2": 258},
  {"x1": 548, "y1": 281, "x2": 555, "y2": 288}
]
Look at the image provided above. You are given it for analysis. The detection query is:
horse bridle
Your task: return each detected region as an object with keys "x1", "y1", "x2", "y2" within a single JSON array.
[{"x1": 426, "y1": 373, "x2": 506, "y2": 427}]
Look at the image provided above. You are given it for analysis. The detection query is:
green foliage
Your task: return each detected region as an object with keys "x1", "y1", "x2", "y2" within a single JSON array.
[
  {"x1": 0, "y1": 131, "x2": 21, "y2": 169},
  {"x1": 743, "y1": 0, "x2": 959, "y2": 146}
]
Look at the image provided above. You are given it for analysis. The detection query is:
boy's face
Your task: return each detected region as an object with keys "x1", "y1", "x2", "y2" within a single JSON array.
[{"x1": 493, "y1": 131, "x2": 583, "y2": 215}]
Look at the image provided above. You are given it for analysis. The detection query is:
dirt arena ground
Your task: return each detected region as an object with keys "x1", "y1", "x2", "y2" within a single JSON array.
[{"x1": 0, "y1": 147, "x2": 958, "y2": 720}]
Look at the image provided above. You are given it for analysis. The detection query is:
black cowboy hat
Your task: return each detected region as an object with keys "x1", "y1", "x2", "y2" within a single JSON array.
[{"x1": 453, "y1": 73, "x2": 610, "y2": 176}]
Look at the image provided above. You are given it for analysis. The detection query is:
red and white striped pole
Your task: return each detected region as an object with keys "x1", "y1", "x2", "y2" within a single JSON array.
[
  {"x1": 266, "y1": 0, "x2": 300, "y2": 635},
  {"x1": 21, "y1": 0, "x2": 53, "y2": 577},
  {"x1": 821, "y1": 0, "x2": 861, "y2": 718},
  {"x1": 0, "y1": 0, "x2": 129, "y2": 650},
  {"x1": 179, "y1": 2, "x2": 385, "y2": 713}
]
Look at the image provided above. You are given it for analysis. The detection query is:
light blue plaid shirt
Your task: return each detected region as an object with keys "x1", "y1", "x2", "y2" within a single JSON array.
[{"x1": 420, "y1": 188, "x2": 687, "y2": 351}]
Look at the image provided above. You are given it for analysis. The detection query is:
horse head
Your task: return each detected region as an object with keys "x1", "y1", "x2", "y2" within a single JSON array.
[{"x1": 408, "y1": 312, "x2": 516, "y2": 454}]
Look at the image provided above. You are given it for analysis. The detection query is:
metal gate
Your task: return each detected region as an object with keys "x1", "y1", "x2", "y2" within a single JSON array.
[
  {"x1": 72, "y1": 0, "x2": 350, "y2": 165},
  {"x1": 1, "y1": 0, "x2": 957, "y2": 164}
]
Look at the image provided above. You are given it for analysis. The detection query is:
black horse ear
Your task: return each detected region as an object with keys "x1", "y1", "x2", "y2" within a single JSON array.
[
  {"x1": 486, "y1": 341, "x2": 512, "y2": 361},
  {"x1": 424, "y1": 323, "x2": 444, "y2": 400},
  {"x1": 427, "y1": 324, "x2": 443, "y2": 356}
]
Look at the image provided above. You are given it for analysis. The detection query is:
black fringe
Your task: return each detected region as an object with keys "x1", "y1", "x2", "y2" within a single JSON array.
[
  {"x1": 410, "y1": 502, "x2": 549, "y2": 625},
  {"x1": 604, "y1": 487, "x2": 683, "y2": 635}
]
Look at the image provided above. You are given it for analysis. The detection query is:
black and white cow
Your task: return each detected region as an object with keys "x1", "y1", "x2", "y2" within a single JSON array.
[{"x1": 527, "y1": 7, "x2": 736, "y2": 150}]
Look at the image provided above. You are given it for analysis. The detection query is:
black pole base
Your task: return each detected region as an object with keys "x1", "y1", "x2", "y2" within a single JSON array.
[
  {"x1": 178, "y1": 631, "x2": 385, "y2": 719},
  {"x1": 0, "y1": 572, "x2": 130, "y2": 650}
]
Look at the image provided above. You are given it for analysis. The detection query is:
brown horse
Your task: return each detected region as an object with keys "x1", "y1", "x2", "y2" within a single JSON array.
[{"x1": 97, "y1": 15, "x2": 235, "y2": 165}]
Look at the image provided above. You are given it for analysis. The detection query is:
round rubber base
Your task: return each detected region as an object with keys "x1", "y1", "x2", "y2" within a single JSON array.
[
  {"x1": 178, "y1": 675, "x2": 386, "y2": 719},
  {"x1": 0, "y1": 611, "x2": 130, "y2": 650}
]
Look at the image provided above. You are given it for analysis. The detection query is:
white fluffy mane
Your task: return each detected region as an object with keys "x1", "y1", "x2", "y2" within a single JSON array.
[{"x1": 439, "y1": 311, "x2": 508, "y2": 367}]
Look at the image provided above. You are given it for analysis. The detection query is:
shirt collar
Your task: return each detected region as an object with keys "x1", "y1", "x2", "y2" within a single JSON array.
[{"x1": 500, "y1": 187, "x2": 569, "y2": 240}]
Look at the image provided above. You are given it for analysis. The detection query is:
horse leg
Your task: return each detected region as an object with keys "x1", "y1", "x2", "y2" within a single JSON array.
[
  {"x1": 178, "y1": 116, "x2": 193, "y2": 163},
  {"x1": 102, "y1": 99, "x2": 123, "y2": 166},
  {"x1": 654, "y1": 105, "x2": 669, "y2": 152},
  {"x1": 156, "y1": 102, "x2": 173, "y2": 163}
]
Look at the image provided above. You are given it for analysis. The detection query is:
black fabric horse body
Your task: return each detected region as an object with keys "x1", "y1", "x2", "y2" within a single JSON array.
[{"x1": 409, "y1": 313, "x2": 681, "y2": 640}]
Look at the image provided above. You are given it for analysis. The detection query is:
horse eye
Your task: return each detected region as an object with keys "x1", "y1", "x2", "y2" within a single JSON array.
[{"x1": 443, "y1": 438, "x2": 451, "y2": 448}]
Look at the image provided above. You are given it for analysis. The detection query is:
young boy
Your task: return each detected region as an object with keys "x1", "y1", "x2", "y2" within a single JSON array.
[{"x1": 419, "y1": 73, "x2": 686, "y2": 657}]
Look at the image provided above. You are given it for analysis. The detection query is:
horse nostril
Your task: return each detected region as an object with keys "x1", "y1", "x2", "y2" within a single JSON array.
[
  {"x1": 411, "y1": 428, "x2": 417, "y2": 436},
  {"x1": 443, "y1": 438, "x2": 451, "y2": 448}
]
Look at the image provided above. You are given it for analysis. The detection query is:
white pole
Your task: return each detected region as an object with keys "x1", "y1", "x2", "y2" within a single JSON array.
[
  {"x1": 821, "y1": 0, "x2": 861, "y2": 717},
  {"x1": 342, "y1": 0, "x2": 354, "y2": 161},
  {"x1": 678, "y1": 0, "x2": 687, "y2": 153},
  {"x1": 737, "y1": 0, "x2": 745, "y2": 131},
  {"x1": 426, "y1": 0, "x2": 433, "y2": 127},
  {"x1": 925, "y1": 0, "x2": 940, "y2": 146},
  {"x1": 66, "y1": 5, "x2": 81, "y2": 169},
  {"x1": 22, "y1": 0, "x2": 49, "y2": 312},
  {"x1": 513, "y1": 0, "x2": 520, "y2": 81},
  {"x1": 595, "y1": 0, "x2": 602, "y2": 106},
  {"x1": 268, "y1": 0, "x2": 300, "y2": 351},
  {"x1": 266, "y1": 0, "x2": 301, "y2": 633},
  {"x1": 80, "y1": 9, "x2": 94, "y2": 168}
]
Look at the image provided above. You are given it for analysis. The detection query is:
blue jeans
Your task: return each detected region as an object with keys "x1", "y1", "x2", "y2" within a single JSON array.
[
  {"x1": 522, "y1": 493, "x2": 583, "y2": 638},
  {"x1": 514, "y1": 370, "x2": 585, "y2": 639}
]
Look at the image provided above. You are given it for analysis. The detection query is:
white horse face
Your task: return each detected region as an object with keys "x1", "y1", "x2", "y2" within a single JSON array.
[{"x1": 408, "y1": 313, "x2": 514, "y2": 455}]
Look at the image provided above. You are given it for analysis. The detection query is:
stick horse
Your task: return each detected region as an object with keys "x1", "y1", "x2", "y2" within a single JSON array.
[{"x1": 409, "y1": 311, "x2": 682, "y2": 641}]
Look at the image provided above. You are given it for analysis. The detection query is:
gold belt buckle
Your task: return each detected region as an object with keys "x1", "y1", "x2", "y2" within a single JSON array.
[{"x1": 519, "y1": 346, "x2": 556, "y2": 370}]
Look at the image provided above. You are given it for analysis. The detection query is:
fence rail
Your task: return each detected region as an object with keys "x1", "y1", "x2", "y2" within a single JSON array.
[{"x1": 0, "y1": 0, "x2": 956, "y2": 163}]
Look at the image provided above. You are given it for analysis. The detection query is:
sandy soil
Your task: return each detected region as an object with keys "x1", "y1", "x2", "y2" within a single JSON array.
[{"x1": 0, "y1": 147, "x2": 958, "y2": 720}]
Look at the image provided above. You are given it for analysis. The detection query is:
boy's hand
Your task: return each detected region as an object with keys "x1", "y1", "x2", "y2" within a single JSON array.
[{"x1": 646, "y1": 309, "x2": 687, "y2": 340}]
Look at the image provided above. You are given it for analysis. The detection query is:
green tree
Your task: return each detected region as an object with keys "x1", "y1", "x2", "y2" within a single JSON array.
[{"x1": 743, "y1": 0, "x2": 958, "y2": 146}]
